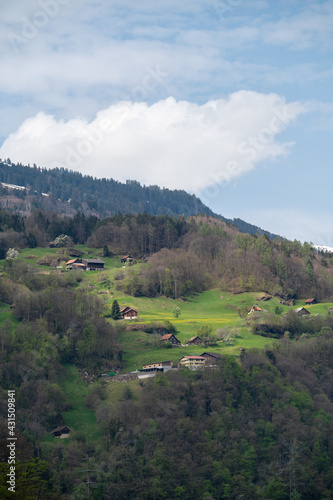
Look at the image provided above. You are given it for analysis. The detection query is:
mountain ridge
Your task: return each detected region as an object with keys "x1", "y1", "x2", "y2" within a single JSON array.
[{"x1": 0, "y1": 159, "x2": 279, "y2": 239}]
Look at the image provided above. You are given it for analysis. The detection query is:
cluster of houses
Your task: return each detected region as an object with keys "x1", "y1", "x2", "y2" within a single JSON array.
[
  {"x1": 137, "y1": 352, "x2": 222, "y2": 379},
  {"x1": 66, "y1": 258, "x2": 105, "y2": 270},
  {"x1": 65, "y1": 253, "x2": 135, "y2": 270},
  {"x1": 248, "y1": 298, "x2": 318, "y2": 317},
  {"x1": 51, "y1": 295, "x2": 321, "y2": 438}
]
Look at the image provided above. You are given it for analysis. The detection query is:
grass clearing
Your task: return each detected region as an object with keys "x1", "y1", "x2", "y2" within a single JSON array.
[{"x1": 45, "y1": 364, "x2": 103, "y2": 444}]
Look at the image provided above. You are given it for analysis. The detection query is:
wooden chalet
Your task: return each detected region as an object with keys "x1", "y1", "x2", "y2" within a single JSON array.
[
  {"x1": 120, "y1": 306, "x2": 138, "y2": 319},
  {"x1": 161, "y1": 334, "x2": 181, "y2": 346},
  {"x1": 296, "y1": 307, "x2": 311, "y2": 317},
  {"x1": 305, "y1": 298, "x2": 317, "y2": 305},
  {"x1": 51, "y1": 425, "x2": 70, "y2": 438},
  {"x1": 200, "y1": 352, "x2": 222, "y2": 366},
  {"x1": 81, "y1": 258, "x2": 105, "y2": 270},
  {"x1": 188, "y1": 336, "x2": 203, "y2": 345},
  {"x1": 178, "y1": 356, "x2": 206, "y2": 369}
]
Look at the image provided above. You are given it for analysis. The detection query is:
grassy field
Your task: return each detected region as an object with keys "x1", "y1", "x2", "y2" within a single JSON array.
[{"x1": 42, "y1": 364, "x2": 103, "y2": 444}]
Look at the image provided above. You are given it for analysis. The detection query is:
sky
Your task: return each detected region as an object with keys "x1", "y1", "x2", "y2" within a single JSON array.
[{"x1": 0, "y1": 0, "x2": 332, "y2": 245}]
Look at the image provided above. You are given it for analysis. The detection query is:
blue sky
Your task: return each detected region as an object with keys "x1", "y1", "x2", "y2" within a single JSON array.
[{"x1": 0, "y1": 0, "x2": 332, "y2": 244}]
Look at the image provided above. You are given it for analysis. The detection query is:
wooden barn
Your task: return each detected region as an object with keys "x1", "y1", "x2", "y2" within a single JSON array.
[
  {"x1": 51, "y1": 425, "x2": 71, "y2": 438},
  {"x1": 296, "y1": 307, "x2": 311, "y2": 316},
  {"x1": 81, "y1": 258, "x2": 105, "y2": 270},
  {"x1": 161, "y1": 334, "x2": 181, "y2": 346},
  {"x1": 188, "y1": 336, "x2": 203, "y2": 345},
  {"x1": 120, "y1": 306, "x2": 138, "y2": 319}
]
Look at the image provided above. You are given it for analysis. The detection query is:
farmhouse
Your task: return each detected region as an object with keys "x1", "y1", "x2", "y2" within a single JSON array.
[
  {"x1": 161, "y1": 334, "x2": 181, "y2": 346},
  {"x1": 200, "y1": 352, "x2": 222, "y2": 366},
  {"x1": 178, "y1": 356, "x2": 206, "y2": 369},
  {"x1": 51, "y1": 425, "x2": 70, "y2": 438},
  {"x1": 81, "y1": 258, "x2": 105, "y2": 270},
  {"x1": 120, "y1": 306, "x2": 138, "y2": 319},
  {"x1": 296, "y1": 307, "x2": 311, "y2": 316},
  {"x1": 305, "y1": 298, "x2": 317, "y2": 305},
  {"x1": 188, "y1": 336, "x2": 203, "y2": 345},
  {"x1": 66, "y1": 258, "x2": 86, "y2": 270}
]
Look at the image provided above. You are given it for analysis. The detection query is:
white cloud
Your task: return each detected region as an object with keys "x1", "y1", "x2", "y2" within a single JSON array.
[{"x1": 0, "y1": 92, "x2": 305, "y2": 192}]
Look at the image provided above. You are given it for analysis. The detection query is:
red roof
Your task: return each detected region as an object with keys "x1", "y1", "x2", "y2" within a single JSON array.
[{"x1": 161, "y1": 334, "x2": 173, "y2": 341}]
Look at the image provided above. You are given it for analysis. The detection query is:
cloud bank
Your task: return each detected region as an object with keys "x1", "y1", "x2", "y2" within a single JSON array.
[{"x1": 0, "y1": 92, "x2": 304, "y2": 192}]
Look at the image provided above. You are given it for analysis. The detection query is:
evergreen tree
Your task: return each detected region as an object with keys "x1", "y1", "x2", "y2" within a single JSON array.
[{"x1": 110, "y1": 299, "x2": 121, "y2": 320}]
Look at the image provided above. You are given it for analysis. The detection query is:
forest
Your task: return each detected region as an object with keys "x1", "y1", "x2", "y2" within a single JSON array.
[
  {"x1": 0, "y1": 160, "x2": 215, "y2": 219},
  {"x1": 0, "y1": 160, "x2": 277, "y2": 238},
  {"x1": 2, "y1": 327, "x2": 333, "y2": 498}
]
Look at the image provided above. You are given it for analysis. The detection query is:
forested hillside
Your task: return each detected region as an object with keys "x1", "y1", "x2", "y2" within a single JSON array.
[
  {"x1": 83, "y1": 337, "x2": 333, "y2": 499},
  {"x1": 0, "y1": 160, "x2": 278, "y2": 238},
  {"x1": 0, "y1": 208, "x2": 333, "y2": 300},
  {"x1": 0, "y1": 160, "x2": 215, "y2": 218},
  {"x1": 1, "y1": 207, "x2": 333, "y2": 498}
]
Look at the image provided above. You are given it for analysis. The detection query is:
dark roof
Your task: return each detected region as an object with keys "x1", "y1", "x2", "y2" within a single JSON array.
[
  {"x1": 296, "y1": 307, "x2": 311, "y2": 315},
  {"x1": 51, "y1": 425, "x2": 70, "y2": 434},
  {"x1": 200, "y1": 352, "x2": 222, "y2": 359},
  {"x1": 82, "y1": 259, "x2": 105, "y2": 264},
  {"x1": 120, "y1": 306, "x2": 138, "y2": 313}
]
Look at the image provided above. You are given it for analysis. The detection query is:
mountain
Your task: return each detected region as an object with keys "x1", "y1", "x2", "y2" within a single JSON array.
[{"x1": 0, "y1": 159, "x2": 279, "y2": 238}]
